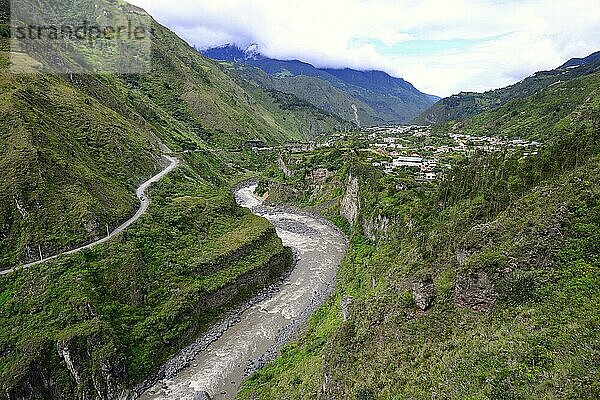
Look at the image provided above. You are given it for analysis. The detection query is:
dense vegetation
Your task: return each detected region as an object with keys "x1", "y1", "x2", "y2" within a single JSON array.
[
  {"x1": 0, "y1": 70, "x2": 161, "y2": 268},
  {"x1": 2, "y1": 1, "x2": 599, "y2": 399},
  {"x1": 454, "y1": 71, "x2": 600, "y2": 141},
  {"x1": 0, "y1": 164, "x2": 292, "y2": 398},
  {"x1": 239, "y1": 68, "x2": 600, "y2": 399},
  {"x1": 0, "y1": 0, "x2": 317, "y2": 397},
  {"x1": 0, "y1": 0, "x2": 344, "y2": 269}
]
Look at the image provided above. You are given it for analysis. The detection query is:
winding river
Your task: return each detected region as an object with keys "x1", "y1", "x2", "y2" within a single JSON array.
[{"x1": 140, "y1": 184, "x2": 347, "y2": 400}]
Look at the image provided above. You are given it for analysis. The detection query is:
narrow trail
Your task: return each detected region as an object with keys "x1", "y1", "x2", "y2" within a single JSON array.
[
  {"x1": 0, "y1": 155, "x2": 180, "y2": 276},
  {"x1": 140, "y1": 184, "x2": 348, "y2": 400}
]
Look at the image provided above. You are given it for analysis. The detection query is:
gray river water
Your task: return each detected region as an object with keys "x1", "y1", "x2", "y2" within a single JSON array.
[{"x1": 140, "y1": 184, "x2": 347, "y2": 400}]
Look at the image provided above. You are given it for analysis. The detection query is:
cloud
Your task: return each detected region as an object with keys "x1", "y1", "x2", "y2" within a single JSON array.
[{"x1": 129, "y1": 0, "x2": 600, "y2": 97}]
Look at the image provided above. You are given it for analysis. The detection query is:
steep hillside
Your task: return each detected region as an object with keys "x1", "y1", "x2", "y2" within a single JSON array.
[
  {"x1": 0, "y1": 0, "x2": 343, "y2": 270},
  {"x1": 560, "y1": 51, "x2": 600, "y2": 68},
  {"x1": 415, "y1": 52, "x2": 600, "y2": 125},
  {"x1": 239, "y1": 65, "x2": 600, "y2": 399},
  {"x1": 0, "y1": 0, "x2": 311, "y2": 398},
  {"x1": 225, "y1": 62, "x2": 384, "y2": 127},
  {"x1": 203, "y1": 44, "x2": 438, "y2": 126},
  {"x1": 455, "y1": 71, "x2": 600, "y2": 141}
]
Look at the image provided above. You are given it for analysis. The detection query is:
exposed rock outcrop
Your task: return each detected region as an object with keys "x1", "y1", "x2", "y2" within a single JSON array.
[
  {"x1": 362, "y1": 215, "x2": 390, "y2": 241},
  {"x1": 57, "y1": 343, "x2": 82, "y2": 385},
  {"x1": 277, "y1": 155, "x2": 293, "y2": 177},
  {"x1": 455, "y1": 249, "x2": 471, "y2": 266},
  {"x1": 340, "y1": 174, "x2": 360, "y2": 226},
  {"x1": 13, "y1": 195, "x2": 29, "y2": 219},
  {"x1": 455, "y1": 271, "x2": 497, "y2": 311},
  {"x1": 310, "y1": 168, "x2": 334, "y2": 183},
  {"x1": 340, "y1": 295, "x2": 353, "y2": 322},
  {"x1": 55, "y1": 335, "x2": 131, "y2": 400},
  {"x1": 411, "y1": 276, "x2": 436, "y2": 311},
  {"x1": 193, "y1": 391, "x2": 212, "y2": 400}
]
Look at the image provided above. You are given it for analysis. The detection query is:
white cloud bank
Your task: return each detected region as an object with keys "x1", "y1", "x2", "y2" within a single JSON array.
[{"x1": 129, "y1": 0, "x2": 600, "y2": 97}]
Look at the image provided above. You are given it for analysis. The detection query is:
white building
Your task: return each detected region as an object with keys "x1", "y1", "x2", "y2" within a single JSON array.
[{"x1": 393, "y1": 156, "x2": 423, "y2": 168}]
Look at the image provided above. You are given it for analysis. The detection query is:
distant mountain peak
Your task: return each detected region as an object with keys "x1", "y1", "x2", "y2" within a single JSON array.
[
  {"x1": 244, "y1": 43, "x2": 261, "y2": 59},
  {"x1": 201, "y1": 43, "x2": 439, "y2": 125},
  {"x1": 202, "y1": 43, "x2": 264, "y2": 63},
  {"x1": 559, "y1": 51, "x2": 600, "y2": 69}
]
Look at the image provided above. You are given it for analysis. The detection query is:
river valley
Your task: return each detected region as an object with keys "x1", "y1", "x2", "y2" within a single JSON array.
[{"x1": 140, "y1": 184, "x2": 347, "y2": 400}]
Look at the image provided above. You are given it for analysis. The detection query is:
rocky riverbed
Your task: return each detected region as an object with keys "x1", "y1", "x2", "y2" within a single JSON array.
[{"x1": 138, "y1": 184, "x2": 347, "y2": 400}]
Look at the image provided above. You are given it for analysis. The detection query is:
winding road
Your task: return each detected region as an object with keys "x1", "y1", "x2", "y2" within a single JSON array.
[
  {"x1": 0, "y1": 155, "x2": 180, "y2": 276},
  {"x1": 140, "y1": 184, "x2": 347, "y2": 400}
]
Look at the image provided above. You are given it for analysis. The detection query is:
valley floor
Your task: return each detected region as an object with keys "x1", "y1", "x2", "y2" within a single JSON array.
[{"x1": 141, "y1": 184, "x2": 347, "y2": 400}]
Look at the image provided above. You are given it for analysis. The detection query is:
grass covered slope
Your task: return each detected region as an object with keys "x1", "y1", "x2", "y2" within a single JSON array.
[
  {"x1": 0, "y1": 164, "x2": 292, "y2": 399},
  {"x1": 0, "y1": 71, "x2": 162, "y2": 269},
  {"x1": 454, "y1": 71, "x2": 600, "y2": 141},
  {"x1": 207, "y1": 47, "x2": 438, "y2": 127},
  {"x1": 225, "y1": 62, "x2": 392, "y2": 127},
  {"x1": 0, "y1": 0, "x2": 337, "y2": 271},
  {"x1": 239, "y1": 73, "x2": 600, "y2": 399},
  {"x1": 1, "y1": 0, "x2": 304, "y2": 398}
]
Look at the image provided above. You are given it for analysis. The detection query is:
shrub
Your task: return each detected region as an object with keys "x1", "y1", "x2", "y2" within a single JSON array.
[
  {"x1": 0, "y1": 24, "x2": 9, "y2": 38},
  {"x1": 356, "y1": 388, "x2": 376, "y2": 400}
]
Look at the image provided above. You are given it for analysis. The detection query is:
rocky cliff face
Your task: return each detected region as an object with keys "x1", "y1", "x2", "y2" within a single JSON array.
[
  {"x1": 265, "y1": 169, "x2": 392, "y2": 241},
  {"x1": 340, "y1": 174, "x2": 360, "y2": 227},
  {"x1": 362, "y1": 214, "x2": 390, "y2": 241},
  {"x1": 454, "y1": 271, "x2": 498, "y2": 312},
  {"x1": 5, "y1": 329, "x2": 130, "y2": 400},
  {"x1": 277, "y1": 155, "x2": 293, "y2": 178}
]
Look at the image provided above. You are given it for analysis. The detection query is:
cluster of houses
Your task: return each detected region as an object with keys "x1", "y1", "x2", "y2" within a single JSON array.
[
  {"x1": 372, "y1": 156, "x2": 438, "y2": 181},
  {"x1": 246, "y1": 125, "x2": 542, "y2": 184},
  {"x1": 449, "y1": 133, "x2": 541, "y2": 154},
  {"x1": 366, "y1": 126, "x2": 541, "y2": 181},
  {"x1": 245, "y1": 139, "x2": 317, "y2": 154}
]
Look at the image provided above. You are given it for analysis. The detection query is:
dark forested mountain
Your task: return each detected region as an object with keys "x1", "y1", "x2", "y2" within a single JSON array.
[
  {"x1": 414, "y1": 51, "x2": 600, "y2": 125},
  {"x1": 560, "y1": 51, "x2": 600, "y2": 68},
  {"x1": 203, "y1": 43, "x2": 439, "y2": 126}
]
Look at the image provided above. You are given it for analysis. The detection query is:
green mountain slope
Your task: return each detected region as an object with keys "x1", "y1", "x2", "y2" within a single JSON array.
[
  {"x1": 203, "y1": 44, "x2": 438, "y2": 126},
  {"x1": 226, "y1": 62, "x2": 384, "y2": 127},
  {"x1": 455, "y1": 71, "x2": 600, "y2": 141},
  {"x1": 240, "y1": 69, "x2": 600, "y2": 399},
  {"x1": 0, "y1": 0, "x2": 325, "y2": 398},
  {"x1": 0, "y1": 0, "x2": 343, "y2": 270},
  {"x1": 414, "y1": 54, "x2": 600, "y2": 125}
]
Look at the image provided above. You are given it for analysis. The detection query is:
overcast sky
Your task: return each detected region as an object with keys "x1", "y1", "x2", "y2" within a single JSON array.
[{"x1": 129, "y1": 0, "x2": 600, "y2": 97}]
